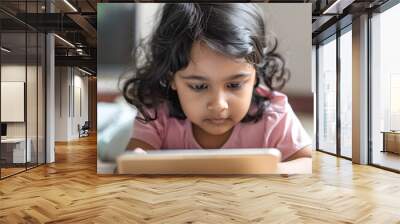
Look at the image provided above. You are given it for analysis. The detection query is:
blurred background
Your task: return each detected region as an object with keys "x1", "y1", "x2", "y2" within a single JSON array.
[{"x1": 97, "y1": 3, "x2": 314, "y2": 139}]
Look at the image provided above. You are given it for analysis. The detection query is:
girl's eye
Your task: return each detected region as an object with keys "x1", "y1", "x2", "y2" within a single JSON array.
[
  {"x1": 226, "y1": 82, "x2": 242, "y2": 89},
  {"x1": 188, "y1": 83, "x2": 208, "y2": 91}
]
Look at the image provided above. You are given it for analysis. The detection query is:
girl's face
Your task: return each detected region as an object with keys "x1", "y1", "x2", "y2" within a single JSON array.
[{"x1": 171, "y1": 42, "x2": 257, "y2": 139}]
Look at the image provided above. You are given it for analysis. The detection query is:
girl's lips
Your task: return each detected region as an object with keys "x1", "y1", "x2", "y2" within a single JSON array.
[{"x1": 206, "y1": 118, "x2": 229, "y2": 124}]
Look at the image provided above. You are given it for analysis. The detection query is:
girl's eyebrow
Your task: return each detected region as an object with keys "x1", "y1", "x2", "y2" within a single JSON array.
[
  {"x1": 180, "y1": 75, "x2": 207, "y2": 81},
  {"x1": 180, "y1": 73, "x2": 252, "y2": 81},
  {"x1": 225, "y1": 73, "x2": 252, "y2": 81}
]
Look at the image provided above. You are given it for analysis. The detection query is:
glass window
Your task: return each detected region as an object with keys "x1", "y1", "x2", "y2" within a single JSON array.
[
  {"x1": 0, "y1": 1, "x2": 46, "y2": 179},
  {"x1": 27, "y1": 30, "x2": 38, "y2": 169},
  {"x1": 1, "y1": 26, "x2": 28, "y2": 178},
  {"x1": 371, "y1": 3, "x2": 400, "y2": 171},
  {"x1": 38, "y1": 32, "x2": 45, "y2": 165},
  {"x1": 339, "y1": 28, "x2": 352, "y2": 158},
  {"x1": 318, "y1": 36, "x2": 337, "y2": 154}
]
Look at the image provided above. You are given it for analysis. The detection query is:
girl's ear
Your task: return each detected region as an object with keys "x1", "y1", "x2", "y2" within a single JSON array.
[
  {"x1": 169, "y1": 77, "x2": 176, "y2": 91},
  {"x1": 170, "y1": 80, "x2": 177, "y2": 90},
  {"x1": 168, "y1": 72, "x2": 176, "y2": 91}
]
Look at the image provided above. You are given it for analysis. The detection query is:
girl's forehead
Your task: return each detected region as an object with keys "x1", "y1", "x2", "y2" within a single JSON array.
[
  {"x1": 182, "y1": 42, "x2": 255, "y2": 79},
  {"x1": 191, "y1": 42, "x2": 246, "y2": 63}
]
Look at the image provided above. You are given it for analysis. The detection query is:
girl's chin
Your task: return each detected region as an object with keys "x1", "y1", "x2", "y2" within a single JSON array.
[{"x1": 200, "y1": 124, "x2": 233, "y2": 136}]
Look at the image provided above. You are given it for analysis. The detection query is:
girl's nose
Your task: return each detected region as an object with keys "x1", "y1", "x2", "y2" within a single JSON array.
[{"x1": 207, "y1": 92, "x2": 228, "y2": 112}]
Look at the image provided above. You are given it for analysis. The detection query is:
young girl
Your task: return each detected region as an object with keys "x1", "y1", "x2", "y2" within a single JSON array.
[{"x1": 122, "y1": 3, "x2": 312, "y2": 172}]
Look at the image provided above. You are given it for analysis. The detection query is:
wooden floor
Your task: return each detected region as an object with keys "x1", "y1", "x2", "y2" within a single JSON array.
[
  {"x1": 1, "y1": 167, "x2": 26, "y2": 178},
  {"x1": 1, "y1": 163, "x2": 45, "y2": 178},
  {"x1": 1, "y1": 135, "x2": 400, "y2": 223}
]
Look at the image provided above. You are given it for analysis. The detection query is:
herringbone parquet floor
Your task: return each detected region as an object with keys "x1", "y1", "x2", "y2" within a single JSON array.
[{"x1": 1, "y1": 134, "x2": 400, "y2": 224}]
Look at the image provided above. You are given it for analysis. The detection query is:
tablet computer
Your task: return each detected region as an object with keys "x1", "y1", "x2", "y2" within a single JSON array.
[{"x1": 116, "y1": 148, "x2": 281, "y2": 174}]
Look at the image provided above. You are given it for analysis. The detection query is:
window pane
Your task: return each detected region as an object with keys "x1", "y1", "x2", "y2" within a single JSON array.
[
  {"x1": 318, "y1": 37, "x2": 337, "y2": 154},
  {"x1": 340, "y1": 29, "x2": 352, "y2": 158},
  {"x1": 371, "y1": 3, "x2": 400, "y2": 171},
  {"x1": 38, "y1": 32, "x2": 45, "y2": 165},
  {"x1": 27, "y1": 31, "x2": 38, "y2": 169},
  {"x1": 1, "y1": 30, "x2": 28, "y2": 177}
]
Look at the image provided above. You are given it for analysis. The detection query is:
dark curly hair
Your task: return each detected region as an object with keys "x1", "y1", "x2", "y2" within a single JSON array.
[{"x1": 122, "y1": 3, "x2": 289, "y2": 123}]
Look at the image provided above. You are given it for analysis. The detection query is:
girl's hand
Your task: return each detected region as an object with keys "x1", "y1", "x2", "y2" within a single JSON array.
[{"x1": 133, "y1": 148, "x2": 147, "y2": 154}]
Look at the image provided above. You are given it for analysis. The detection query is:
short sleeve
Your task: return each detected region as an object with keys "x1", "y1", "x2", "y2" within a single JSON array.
[
  {"x1": 267, "y1": 103, "x2": 312, "y2": 161},
  {"x1": 132, "y1": 107, "x2": 167, "y2": 149}
]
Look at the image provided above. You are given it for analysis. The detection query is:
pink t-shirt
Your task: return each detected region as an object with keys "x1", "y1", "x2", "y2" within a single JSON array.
[{"x1": 132, "y1": 88, "x2": 312, "y2": 161}]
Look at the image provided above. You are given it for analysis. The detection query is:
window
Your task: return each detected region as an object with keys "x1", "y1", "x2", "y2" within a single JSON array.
[
  {"x1": 339, "y1": 27, "x2": 352, "y2": 158},
  {"x1": 370, "y1": 2, "x2": 400, "y2": 171},
  {"x1": 0, "y1": 1, "x2": 46, "y2": 179},
  {"x1": 317, "y1": 36, "x2": 337, "y2": 154}
]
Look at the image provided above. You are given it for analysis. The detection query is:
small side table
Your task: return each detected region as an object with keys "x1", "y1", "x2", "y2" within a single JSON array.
[{"x1": 381, "y1": 131, "x2": 400, "y2": 154}]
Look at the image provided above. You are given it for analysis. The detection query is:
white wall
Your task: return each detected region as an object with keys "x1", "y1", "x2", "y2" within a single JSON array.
[
  {"x1": 1, "y1": 65, "x2": 38, "y2": 137},
  {"x1": 1, "y1": 63, "x2": 46, "y2": 163},
  {"x1": 260, "y1": 3, "x2": 312, "y2": 96},
  {"x1": 1, "y1": 82, "x2": 25, "y2": 122},
  {"x1": 55, "y1": 67, "x2": 69, "y2": 141},
  {"x1": 73, "y1": 73, "x2": 89, "y2": 137},
  {"x1": 55, "y1": 67, "x2": 89, "y2": 141},
  {"x1": 136, "y1": 3, "x2": 161, "y2": 43},
  {"x1": 1, "y1": 65, "x2": 25, "y2": 127}
]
